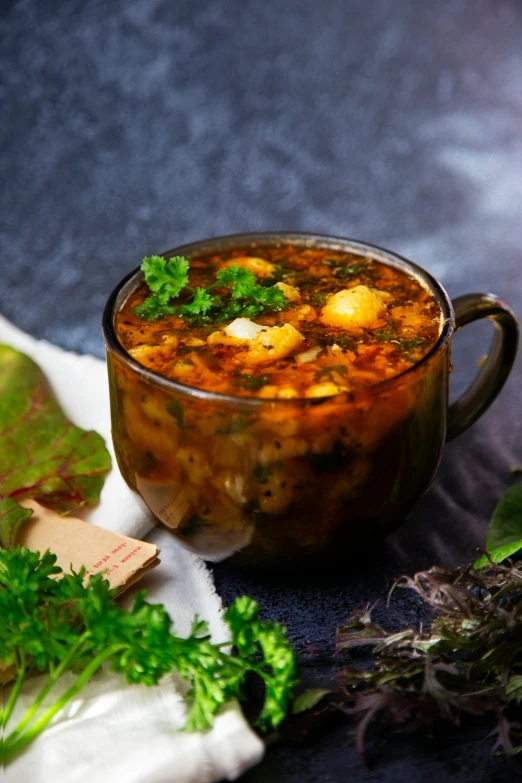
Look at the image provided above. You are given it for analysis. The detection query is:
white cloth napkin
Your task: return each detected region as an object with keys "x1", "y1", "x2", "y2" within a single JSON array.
[{"x1": 0, "y1": 315, "x2": 264, "y2": 783}]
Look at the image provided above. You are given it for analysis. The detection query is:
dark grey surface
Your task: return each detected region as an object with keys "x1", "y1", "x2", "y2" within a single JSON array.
[{"x1": 1, "y1": 1, "x2": 522, "y2": 781}]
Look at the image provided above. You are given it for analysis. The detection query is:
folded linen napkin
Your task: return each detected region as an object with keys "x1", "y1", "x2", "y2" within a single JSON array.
[{"x1": 0, "y1": 315, "x2": 264, "y2": 783}]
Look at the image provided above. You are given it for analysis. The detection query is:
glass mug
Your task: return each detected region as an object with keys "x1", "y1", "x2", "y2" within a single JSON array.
[{"x1": 103, "y1": 233, "x2": 519, "y2": 567}]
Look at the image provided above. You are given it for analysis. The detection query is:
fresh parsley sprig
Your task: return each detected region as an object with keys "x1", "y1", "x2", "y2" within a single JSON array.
[
  {"x1": 0, "y1": 547, "x2": 298, "y2": 764},
  {"x1": 133, "y1": 255, "x2": 286, "y2": 322}
]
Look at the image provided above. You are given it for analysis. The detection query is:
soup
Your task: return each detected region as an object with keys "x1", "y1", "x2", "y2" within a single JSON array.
[
  {"x1": 110, "y1": 243, "x2": 444, "y2": 564},
  {"x1": 115, "y1": 246, "x2": 441, "y2": 398}
]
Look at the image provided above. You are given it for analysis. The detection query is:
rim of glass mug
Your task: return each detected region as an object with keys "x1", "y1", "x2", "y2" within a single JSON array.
[{"x1": 102, "y1": 231, "x2": 456, "y2": 410}]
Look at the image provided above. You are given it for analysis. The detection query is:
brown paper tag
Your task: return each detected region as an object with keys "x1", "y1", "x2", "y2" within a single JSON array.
[
  {"x1": 17, "y1": 499, "x2": 160, "y2": 593},
  {"x1": 0, "y1": 501, "x2": 160, "y2": 685}
]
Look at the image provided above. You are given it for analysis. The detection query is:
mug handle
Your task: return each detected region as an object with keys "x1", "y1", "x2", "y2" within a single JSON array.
[{"x1": 446, "y1": 293, "x2": 519, "y2": 441}]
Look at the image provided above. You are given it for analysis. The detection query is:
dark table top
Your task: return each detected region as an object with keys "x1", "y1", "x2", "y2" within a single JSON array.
[{"x1": 2, "y1": 1, "x2": 522, "y2": 780}]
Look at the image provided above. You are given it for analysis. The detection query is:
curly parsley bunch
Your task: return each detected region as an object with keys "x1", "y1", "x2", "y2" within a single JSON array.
[
  {"x1": 0, "y1": 547, "x2": 297, "y2": 764},
  {"x1": 133, "y1": 255, "x2": 286, "y2": 322}
]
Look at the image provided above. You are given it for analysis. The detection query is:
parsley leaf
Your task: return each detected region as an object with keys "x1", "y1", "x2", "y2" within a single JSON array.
[
  {"x1": 134, "y1": 256, "x2": 286, "y2": 323},
  {"x1": 133, "y1": 295, "x2": 177, "y2": 321},
  {"x1": 309, "y1": 291, "x2": 328, "y2": 306},
  {"x1": 215, "y1": 264, "x2": 258, "y2": 299},
  {"x1": 141, "y1": 255, "x2": 189, "y2": 304},
  {"x1": 178, "y1": 287, "x2": 218, "y2": 318},
  {"x1": 333, "y1": 261, "x2": 366, "y2": 278},
  {"x1": 251, "y1": 283, "x2": 286, "y2": 310},
  {"x1": 0, "y1": 548, "x2": 298, "y2": 763}
]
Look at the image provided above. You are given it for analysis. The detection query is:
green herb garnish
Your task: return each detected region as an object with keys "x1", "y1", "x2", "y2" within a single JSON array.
[
  {"x1": 260, "y1": 264, "x2": 286, "y2": 286},
  {"x1": 308, "y1": 291, "x2": 328, "y2": 306},
  {"x1": 375, "y1": 329, "x2": 394, "y2": 342},
  {"x1": 374, "y1": 330, "x2": 425, "y2": 354},
  {"x1": 0, "y1": 548, "x2": 298, "y2": 764},
  {"x1": 333, "y1": 261, "x2": 366, "y2": 278},
  {"x1": 134, "y1": 256, "x2": 286, "y2": 323},
  {"x1": 231, "y1": 373, "x2": 272, "y2": 391},
  {"x1": 400, "y1": 336, "x2": 425, "y2": 352}
]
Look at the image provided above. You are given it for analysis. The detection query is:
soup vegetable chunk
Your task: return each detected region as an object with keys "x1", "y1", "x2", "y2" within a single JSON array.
[
  {"x1": 116, "y1": 246, "x2": 441, "y2": 398},
  {"x1": 110, "y1": 244, "x2": 444, "y2": 564}
]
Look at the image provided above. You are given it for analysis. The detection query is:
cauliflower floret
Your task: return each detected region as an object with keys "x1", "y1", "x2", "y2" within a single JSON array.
[
  {"x1": 296, "y1": 346, "x2": 323, "y2": 364},
  {"x1": 224, "y1": 318, "x2": 268, "y2": 340},
  {"x1": 220, "y1": 256, "x2": 275, "y2": 278},
  {"x1": 275, "y1": 281, "x2": 301, "y2": 302},
  {"x1": 239, "y1": 323, "x2": 304, "y2": 365},
  {"x1": 320, "y1": 285, "x2": 386, "y2": 329},
  {"x1": 207, "y1": 318, "x2": 268, "y2": 347},
  {"x1": 127, "y1": 334, "x2": 178, "y2": 366},
  {"x1": 207, "y1": 319, "x2": 303, "y2": 364}
]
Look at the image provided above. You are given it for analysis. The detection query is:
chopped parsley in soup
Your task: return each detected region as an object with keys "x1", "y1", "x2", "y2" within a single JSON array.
[{"x1": 115, "y1": 246, "x2": 441, "y2": 397}]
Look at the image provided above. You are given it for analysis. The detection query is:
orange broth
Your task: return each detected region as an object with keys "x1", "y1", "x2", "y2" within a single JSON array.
[{"x1": 115, "y1": 246, "x2": 441, "y2": 398}]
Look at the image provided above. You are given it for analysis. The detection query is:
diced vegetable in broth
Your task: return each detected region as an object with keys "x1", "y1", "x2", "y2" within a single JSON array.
[{"x1": 116, "y1": 246, "x2": 441, "y2": 398}]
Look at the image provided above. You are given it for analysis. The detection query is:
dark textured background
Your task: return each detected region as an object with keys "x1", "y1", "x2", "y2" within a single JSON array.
[{"x1": 1, "y1": 1, "x2": 522, "y2": 781}]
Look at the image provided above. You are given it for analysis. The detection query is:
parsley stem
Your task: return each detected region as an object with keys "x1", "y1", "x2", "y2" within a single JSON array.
[
  {"x1": 2, "y1": 650, "x2": 26, "y2": 730},
  {"x1": 3, "y1": 645, "x2": 124, "y2": 763},
  {"x1": 4, "y1": 636, "x2": 87, "y2": 746}
]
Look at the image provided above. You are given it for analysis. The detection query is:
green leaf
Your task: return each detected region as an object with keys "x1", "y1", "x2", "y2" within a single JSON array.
[
  {"x1": 135, "y1": 255, "x2": 287, "y2": 324},
  {"x1": 0, "y1": 498, "x2": 33, "y2": 549},
  {"x1": 486, "y1": 483, "x2": 522, "y2": 550},
  {"x1": 133, "y1": 296, "x2": 177, "y2": 321},
  {"x1": 0, "y1": 549, "x2": 298, "y2": 764},
  {"x1": 292, "y1": 688, "x2": 331, "y2": 714},
  {"x1": 251, "y1": 284, "x2": 286, "y2": 311},
  {"x1": 0, "y1": 345, "x2": 112, "y2": 520},
  {"x1": 333, "y1": 261, "x2": 366, "y2": 278},
  {"x1": 375, "y1": 330, "x2": 394, "y2": 342},
  {"x1": 178, "y1": 287, "x2": 217, "y2": 318},
  {"x1": 141, "y1": 255, "x2": 189, "y2": 304},
  {"x1": 506, "y1": 674, "x2": 522, "y2": 704},
  {"x1": 215, "y1": 265, "x2": 258, "y2": 299},
  {"x1": 474, "y1": 538, "x2": 522, "y2": 569}
]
